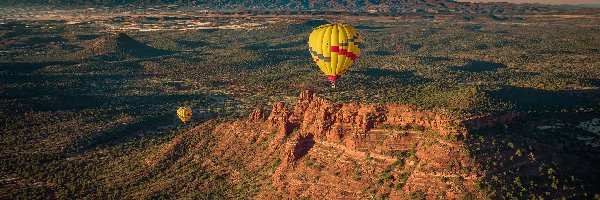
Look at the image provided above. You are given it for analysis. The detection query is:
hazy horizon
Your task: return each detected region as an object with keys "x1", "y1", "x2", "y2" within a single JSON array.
[{"x1": 458, "y1": 0, "x2": 600, "y2": 5}]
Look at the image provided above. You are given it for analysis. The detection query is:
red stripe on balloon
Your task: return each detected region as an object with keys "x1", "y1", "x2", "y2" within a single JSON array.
[
  {"x1": 330, "y1": 46, "x2": 339, "y2": 52},
  {"x1": 346, "y1": 51, "x2": 357, "y2": 61},
  {"x1": 329, "y1": 46, "x2": 357, "y2": 61}
]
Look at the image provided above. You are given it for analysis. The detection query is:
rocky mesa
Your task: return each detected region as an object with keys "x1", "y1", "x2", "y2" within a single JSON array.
[{"x1": 146, "y1": 90, "x2": 522, "y2": 199}]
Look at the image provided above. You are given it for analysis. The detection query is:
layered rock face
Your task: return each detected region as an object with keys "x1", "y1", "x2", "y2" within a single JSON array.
[
  {"x1": 151, "y1": 90, "x2": 508, "y2": 199},
  {"x1": 257, "y1": 90, "x2": 480, "y2": 198},
  {"x1": 287, "y1": 90, "x2": 466, "y2": 144}
]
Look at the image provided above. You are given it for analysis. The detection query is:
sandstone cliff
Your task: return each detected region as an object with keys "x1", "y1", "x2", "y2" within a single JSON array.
[{"x1": 146, "y1": 90, "x2": 521, "y2": 199}]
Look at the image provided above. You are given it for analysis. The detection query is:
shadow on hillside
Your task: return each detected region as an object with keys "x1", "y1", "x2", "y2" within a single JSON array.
[
  {"x1": 453, "y1": 60, "x2": 507, "y2": 72},
  {"x1": 9, "y1": 36, "x2": 67, "y2": 48},
  {"x1": 464, "y1": 24, "x2": 483, "y2": 31},
  {"x1": 489, "y1": 15, "x2": 508, "y2": 21},
  {"x1": 0, "y1": 62, "x2": 77, "y2": 73},
  {"x1": 76, "y1": 34, "x2": 102, "y2": 41},
  {"x1": 490, "y1": 86, "x2": 600, "y2": 113},
  {"x1": 345, "y1": 68, "x2": 431, "y2": 88},
  {"x1": 584, "y1": 78, "x2": 600, "y2": 87},
  {"x1": 465, "y1": 112, "x2": 600, "y2": 199},
  {"x1": 39, "y1": 61, "x2": 144, "y2": 74},
  {"x1": 2, "y1": 29, "x2": 55, "y2": 39},
  {"x1": 295, "y1": 133, "x2": 316, "y2": 160}
]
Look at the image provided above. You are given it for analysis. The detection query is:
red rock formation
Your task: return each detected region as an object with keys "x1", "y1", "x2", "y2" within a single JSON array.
[
  {"x1": 247, "y1": 108, "x2": 265, "y2": 123},
  {"x1": 245, "y1": 90, "x2": 482, "y2": 198},
  {"x1": 149, "y1": 90, "x2": 529, "y2": 199},
  {"x1": 283, "y1": 89, "x2": 468, "y2": 150}
]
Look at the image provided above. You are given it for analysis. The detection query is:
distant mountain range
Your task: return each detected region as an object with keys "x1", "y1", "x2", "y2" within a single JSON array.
[{"x1": 1, "y1": 0, "x2": 562, "y2": 14}]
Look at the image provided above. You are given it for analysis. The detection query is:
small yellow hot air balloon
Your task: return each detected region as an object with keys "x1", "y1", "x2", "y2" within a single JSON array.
[
  {"x1": 308, "y1": 24, "x2": 362, "y2": 88},
  {"x1": 176, "y1": 106, "x2": 192, "y2": 123}
]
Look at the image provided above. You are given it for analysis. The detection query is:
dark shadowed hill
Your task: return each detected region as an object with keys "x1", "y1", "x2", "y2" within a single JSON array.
[{"x1": 74, "y1": 33, "x2": 172, "y2": 59}]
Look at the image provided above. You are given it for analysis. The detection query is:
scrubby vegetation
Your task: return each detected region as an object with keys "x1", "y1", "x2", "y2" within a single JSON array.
[
  {"x1": 1, "y1": 11, "x2": 599, "y2": 199},
  {"x1": 465, "y1": 113, "x2": 600, "y2": 199}
]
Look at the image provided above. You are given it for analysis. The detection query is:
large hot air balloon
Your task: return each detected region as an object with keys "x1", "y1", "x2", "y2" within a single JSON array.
[
  {"x1": 176, "y1": 106, "x2": 192, "y2": 124},
  {"x1": 308, "y1": 24, "x2": 362, "y2": 88}
]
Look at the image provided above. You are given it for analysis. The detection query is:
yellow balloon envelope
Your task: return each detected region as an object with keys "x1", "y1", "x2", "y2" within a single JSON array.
[
  {"x1": 308, "y1": 24, "x2": 362, "y2": 88},
  {"x1": 177, "y1": 106, "x2": 192, "y2": 123}
]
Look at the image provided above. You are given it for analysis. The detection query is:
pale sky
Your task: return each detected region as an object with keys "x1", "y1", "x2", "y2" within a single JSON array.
[{"x1": 457, "y1": 0, "x2": 600, "y2": 4}]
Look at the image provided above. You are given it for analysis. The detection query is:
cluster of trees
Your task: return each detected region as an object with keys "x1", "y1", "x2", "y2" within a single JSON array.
[{"x1": 467, "y1": 122, "x2": 599, "y2": 199}]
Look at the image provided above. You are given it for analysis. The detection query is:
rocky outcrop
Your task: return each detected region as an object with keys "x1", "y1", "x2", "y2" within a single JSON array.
[
  {"x1": 149, "y1": 90, "x2": 530, "y2": 199},
  {"x1": 283, "y1": 90, "x2": 467, "y2": 150},
  {"x1": 244, "y1": 90, "x2": 483, "y2": 198},
  {"x1": 247, "y1": 108, "x2": 265, "y2": 123}
]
